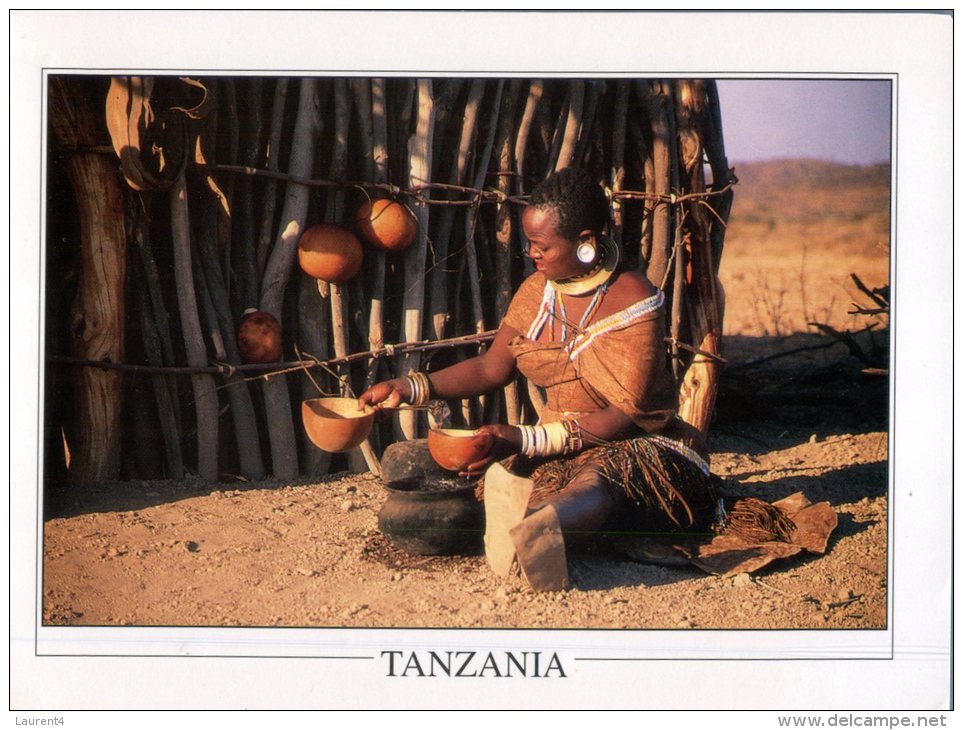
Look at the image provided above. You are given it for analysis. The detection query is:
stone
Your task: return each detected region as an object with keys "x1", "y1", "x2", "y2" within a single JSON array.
[{"x1": 380, "y1": 439, "x2": 451, "y2": 484}]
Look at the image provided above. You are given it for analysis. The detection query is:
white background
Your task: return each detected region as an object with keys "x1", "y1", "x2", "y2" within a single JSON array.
[{"x1": 8, "y1": 10, "x2": 954, "y2": 714}]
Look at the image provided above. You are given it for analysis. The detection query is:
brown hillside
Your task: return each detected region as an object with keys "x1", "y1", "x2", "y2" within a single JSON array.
[
  {"x1": 720, "y1": 159, "x2": 891, "y2": 337},
  {"x1": 728, "y1": 160, "x2": 891, "y2": 242}
]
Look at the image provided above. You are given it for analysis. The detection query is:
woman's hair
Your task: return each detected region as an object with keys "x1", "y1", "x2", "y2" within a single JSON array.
[{"x1": 528, "y1": 167, "x2": 609, "y2": 240}]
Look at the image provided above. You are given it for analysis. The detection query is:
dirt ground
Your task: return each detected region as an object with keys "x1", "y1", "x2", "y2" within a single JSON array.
[
  {"x1": 42, "y1": 344, "x2": 889, "y2": 631},
  {"x1": 41, "y1": 167, "x2": 891, "y2": 630}
]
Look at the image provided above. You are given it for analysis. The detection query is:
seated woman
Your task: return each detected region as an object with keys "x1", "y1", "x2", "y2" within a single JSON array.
[{"x1": 360, "y1": 167, "x2": 719, "y2": 591}]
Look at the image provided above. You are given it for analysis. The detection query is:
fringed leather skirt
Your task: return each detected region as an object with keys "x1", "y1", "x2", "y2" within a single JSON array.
[{"x1": 476, "y1": 435, "x2": 722, "y2": 536}]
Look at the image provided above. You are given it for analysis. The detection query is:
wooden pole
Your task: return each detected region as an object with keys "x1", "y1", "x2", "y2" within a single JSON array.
[
  {"x1": 429, "y1": 79, "x2": 485, "y2": 342},
  {"x1": 235, "y1": 76, "x2": 263, "y2": 312},
  {"x1": 324, "y1": 79, "x2": 379, "y2": 474},
  {"x1": 256, "y1": 78, "x2": 289, "y2": 279},
  {"x1": 49, "y1": 77, "x2": 126, "y2": 483},
  {"x1": 609, "y1": 81, "x2": 630, "y2": 249},
  {"x1": 194, "y1": 185, "x2": 266, "y2": 481},
  {"x1": 665, "y1": 81, "x2": 685, "y2": 381},
  {"x1": 259, "y1": 78, "x2": 320, "y2": 478},
  {"x1": 640, "y1": 80, "x2": 673, "y2": 288},
  {"x1": 514, "y1": 79, "x2": 543, "y2": 280},
  {"x1": 398, "y1": 79, "x2": 435, "y2": 440},
  {"x1": 704, "y1": 80, "x2": 734, "y2": 273},
  {"x1": 674, "y1": 80, "x2": 724, "y2": 434},
  {"x1": 554, "y1": 80, "x2": 584, "y2": 171},
  {"x1": 544, "y1": 92, "x2": 569, "y2": 176},
  {"x1": 217, "y1": 78, "x2": 239, "y2": 306},
  {"x1": 494, "y1": 80, "x2": 523, "y2": 424},
  {"x1": 573, "y1": 80, "x2": 601, "y2": 168},
  {"x1": 128, "y1": 196, "x2": 184, "y2": 479},
  {"x1": 169, "y1": 171, "x2": 219, "y2": 481},
  {"x1": 514, "y1": 80, "x2": 543, "y2": 196},
  {"x1": 363, "y1": 78, "x2": 389, "y2": 394}
]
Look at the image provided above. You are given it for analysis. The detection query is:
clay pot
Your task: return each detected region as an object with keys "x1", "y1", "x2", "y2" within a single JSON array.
[
  {"x1": 236, "y1": 310, "x2": 282, "y2": 364},
  {"x1": 301, "y1": 397, "x2": 374, "y2": 453},
  {"x1": 378, "y1": 477, "x2": 484, "y2": 556},
  {"x1": 427, "y1": 428, "x2": 493, "y2": 472},
  {"x1": 355, "y1": 198, "x2": 417, "y2": 252},
  {"x1": 297, "y1": 224, "x2": 363, "y2": 283}
]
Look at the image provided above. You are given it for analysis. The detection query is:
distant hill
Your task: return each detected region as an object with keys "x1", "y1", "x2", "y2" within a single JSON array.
[{"x1": 726, "y1": 159, "x2": 891, "y2": 228}]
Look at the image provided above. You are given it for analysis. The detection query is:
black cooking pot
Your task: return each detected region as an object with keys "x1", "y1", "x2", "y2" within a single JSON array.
[{"x1": 378, "y1": 477, "x2": 484, "y2": 556}]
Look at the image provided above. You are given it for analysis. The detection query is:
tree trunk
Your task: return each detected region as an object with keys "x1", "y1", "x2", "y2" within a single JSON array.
[{"x1": 49, "y1": 77, "x2": 126, "y2": 483}]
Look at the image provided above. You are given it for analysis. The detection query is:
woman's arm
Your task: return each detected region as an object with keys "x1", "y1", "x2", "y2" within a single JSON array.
[
  {"x1": 358, "y1": 324, "x2": 520, "y2": 409},
  {"x1": 569, "y1": 403, "x2": 639, "y2": 446},
  {"x1": 463, "y1": 401, "x2": 639, "y2": 476}
]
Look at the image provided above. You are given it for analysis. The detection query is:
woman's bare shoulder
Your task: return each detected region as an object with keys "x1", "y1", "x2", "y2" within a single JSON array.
[{"x1": 607, "y1": 269, "x2": 658, "y2": 305}]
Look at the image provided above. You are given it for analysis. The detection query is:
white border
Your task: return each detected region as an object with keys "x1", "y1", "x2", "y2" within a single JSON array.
[{"x1": 9, "y1": 10, "x2": 953, "y2": 711}]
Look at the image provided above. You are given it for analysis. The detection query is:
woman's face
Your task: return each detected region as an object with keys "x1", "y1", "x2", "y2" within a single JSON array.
[{"x1": 521, "y1": 206, "x2": 590, "y2": 281}]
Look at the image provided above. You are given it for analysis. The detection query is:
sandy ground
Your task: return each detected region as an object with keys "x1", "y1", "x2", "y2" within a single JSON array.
[{"x1": 42, "y1": 342, "x2": 888, "y2": 630}]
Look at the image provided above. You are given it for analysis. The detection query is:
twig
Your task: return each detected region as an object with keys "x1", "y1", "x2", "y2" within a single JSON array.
[{"x1": 850, "y1": 273, "x2": 889, "y2": 309}]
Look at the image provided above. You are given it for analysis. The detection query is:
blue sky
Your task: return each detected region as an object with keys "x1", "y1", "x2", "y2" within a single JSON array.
[{"x1": 715, "y1": 79, "x2": 892, "y2": 165}]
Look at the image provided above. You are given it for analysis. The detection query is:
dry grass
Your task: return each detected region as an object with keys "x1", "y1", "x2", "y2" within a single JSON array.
[{"x1": 719, "y1": 160, "x2": 890, "y2": 338}]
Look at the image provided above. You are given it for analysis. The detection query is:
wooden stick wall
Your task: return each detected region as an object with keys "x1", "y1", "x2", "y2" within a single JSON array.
[{"x1": 46, "y1": 76, "x2": 734, "y2": 484}]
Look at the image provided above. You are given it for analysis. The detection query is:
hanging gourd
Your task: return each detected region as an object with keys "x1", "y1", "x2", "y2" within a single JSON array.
[
  {"x1": 297, "y1": 223, "x2": 363, "y2": 283},
  {"x1": 237, "y1": 309, "x2": 283, "y2": 364},
  {"x1": 355, "y1": 198, "x2": 417, "y2": 253}
]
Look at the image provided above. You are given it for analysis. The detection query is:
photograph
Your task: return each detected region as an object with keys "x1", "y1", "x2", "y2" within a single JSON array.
[
  {"x1": 40, "y1": 74, "x2": 888, "y2": 631},
  {"x1": 10, "y1": 10, "x2": 953, "y2": 713}
]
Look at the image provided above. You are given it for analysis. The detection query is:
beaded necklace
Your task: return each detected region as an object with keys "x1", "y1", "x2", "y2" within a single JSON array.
[{"x1": 554, "y1": 282, "x2": 609, "y2": 342}]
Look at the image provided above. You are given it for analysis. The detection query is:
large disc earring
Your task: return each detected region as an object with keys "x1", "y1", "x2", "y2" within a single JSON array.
[{"x1": 577, "y1": 241, "x2": 596, "y2": 264}]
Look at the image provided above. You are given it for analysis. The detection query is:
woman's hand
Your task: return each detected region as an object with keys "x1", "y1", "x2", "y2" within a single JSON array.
[
  {"x1": 358, "y1": 378, "x2": 412, "y2": 412},
  {"x1": 458, "y1": 423, "x2": 522, "y2": 477}
]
